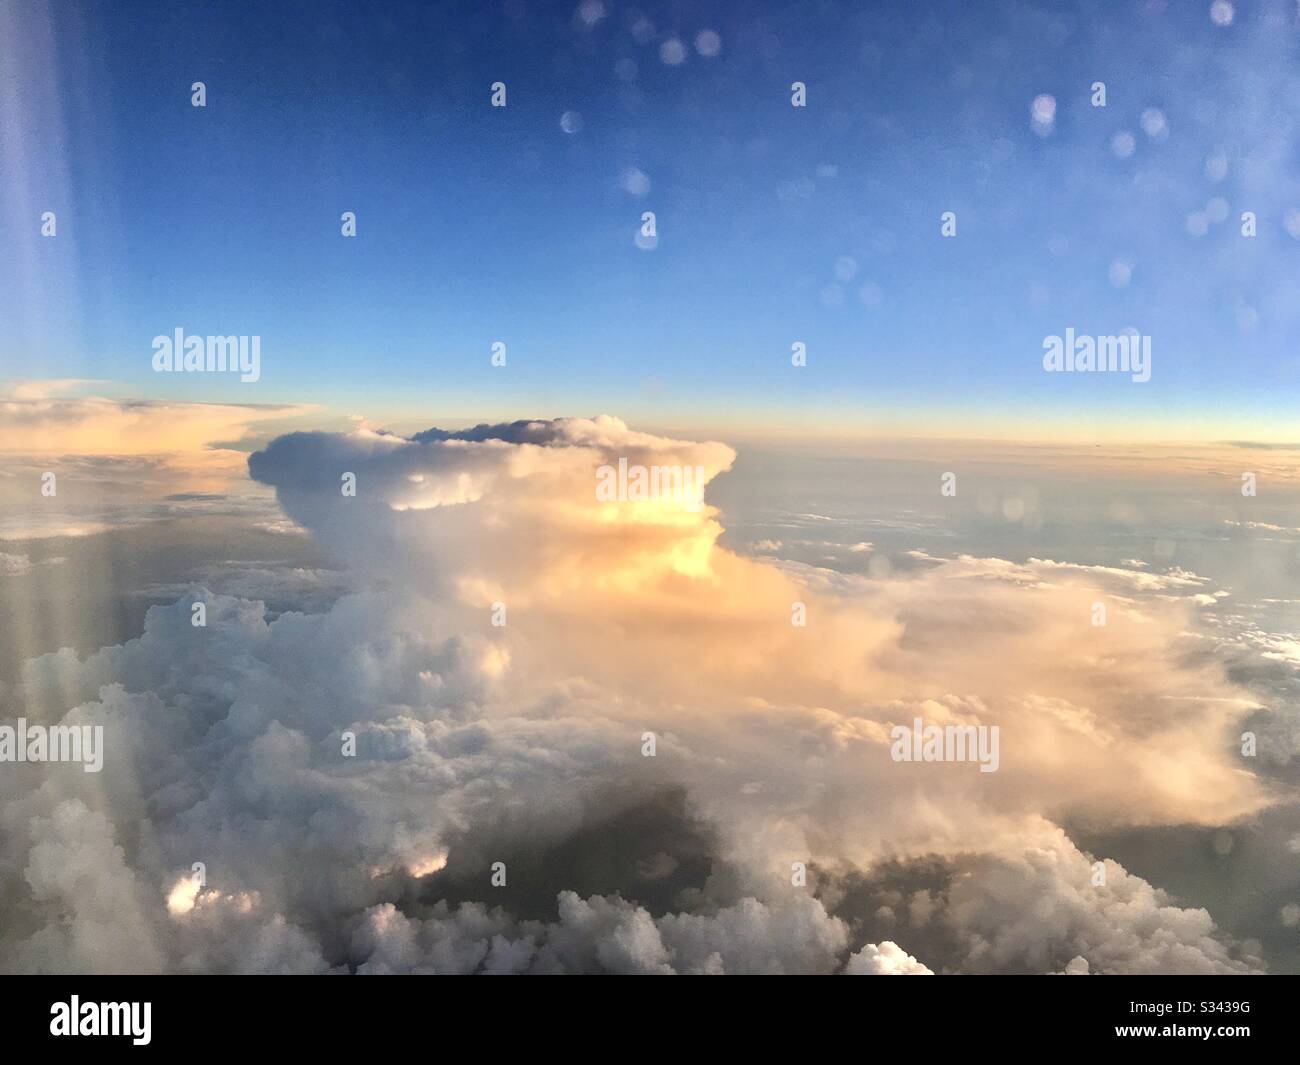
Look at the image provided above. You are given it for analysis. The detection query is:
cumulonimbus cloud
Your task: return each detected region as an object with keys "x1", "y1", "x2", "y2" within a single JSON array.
[{"x1": 0, "y1": 416, "x2": 1272, "y2": 973}]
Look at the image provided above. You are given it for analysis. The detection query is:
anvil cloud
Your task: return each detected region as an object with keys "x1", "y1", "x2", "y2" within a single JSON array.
[{"x1": 0, "y1": 417, "x2": 1271, "y2": 973}]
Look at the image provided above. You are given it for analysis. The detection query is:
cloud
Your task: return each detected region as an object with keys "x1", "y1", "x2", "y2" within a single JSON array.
[
  {"x1": 844, "y1": 941, "x2": 933, "y2": 975},
  {"x1": 0, "y1": 551, "x2": 66, "y2": 578},
  {"x1": 0, "y1": 394, "x2": 301, "y2": 460},
  {"x1": 0, "y1": 388, "x2": 313, "y2": 504},
  {"x1": 351, "y1": 890, "x2": 852, "y2": 974},
  {"x1": 0, "y1": 417, "x2": 1274, "y2": 973},
  {"x1": 248, "y1": 415, "x2": 738, "y2": 595},
  {"x1": 9, "y1": 800, "x2": 165, "y2": 974},
  {"x1": 938, "y1": 831, "x2": 1265, "y2": 974}
]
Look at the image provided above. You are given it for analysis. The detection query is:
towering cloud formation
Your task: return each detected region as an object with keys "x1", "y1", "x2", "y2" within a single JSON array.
[{"x1": 0, "y1": 417, "x2": 1270, "y2": 973}]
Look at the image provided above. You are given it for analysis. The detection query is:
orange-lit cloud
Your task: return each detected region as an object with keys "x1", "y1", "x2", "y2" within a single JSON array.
[
  {"x1": 0, "y1": 381, "x2": 314, "y2": 503},
  {"x1": 0, "y1": 414, "x2": 1277, "y2": 973}
]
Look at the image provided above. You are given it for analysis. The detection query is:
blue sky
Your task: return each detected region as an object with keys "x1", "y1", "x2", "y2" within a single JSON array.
[{"x1": 4, "y1": 0, "x2": 1299, "y2": 438}]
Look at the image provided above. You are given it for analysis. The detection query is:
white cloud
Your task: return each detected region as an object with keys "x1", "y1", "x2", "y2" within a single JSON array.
[
  {"x1": 0, "y1": 417, "x2": 1271, "y2": 973},
  {"x1": 844, "y1": 941, "x2": 933, "y2": 975}
]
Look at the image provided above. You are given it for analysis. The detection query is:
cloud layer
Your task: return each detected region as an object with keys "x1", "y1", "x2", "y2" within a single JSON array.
[{"x1": 0, "y1": 417, "x2": 1273, "y2": 973}]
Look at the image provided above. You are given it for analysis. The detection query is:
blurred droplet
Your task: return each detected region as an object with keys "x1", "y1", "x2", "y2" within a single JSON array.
[
  {"x1": 1030, "y1": 94, "x2": 1056, "y2": 136},
  {"x1": 620, "y1": 167, "x2": 650, "y2": 197},
  {"x1": 695, "y1": 30, "x2": 721, "y2": 57},
  {"x1": 1210, "y1": 1, "x2": 1234, "y2": 27},
  {"x1": 659, "y1": 38, "x2": 687, "y2": 65},
  {"x1": 576, "y1": 0, "x2": 605, "y2": 27},
  {"x1": 1139, "y1": 108, "x2": 1167, "y2": 140}
]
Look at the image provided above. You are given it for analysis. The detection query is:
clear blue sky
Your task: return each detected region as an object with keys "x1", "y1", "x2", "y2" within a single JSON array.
[{"x1": 4, "y1": 0, "x2": 1298, "y2": 438}]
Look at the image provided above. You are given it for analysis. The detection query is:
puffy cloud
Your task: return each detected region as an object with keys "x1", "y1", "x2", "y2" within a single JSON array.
[
  {"x1": 349, "y1": 890, "x2": 849, "y2": 974},
  {"x1": 8, "y1": 800, "x2": 164, "y2": 974},
  {"x1": 247, "y1": 418, "x2": 1268, "y2": 843},
  {"x1": 655, "y1": 893, "x2": 849, "y2": 974},
  {"x1": 844, "y1": 941, "x2": 933, "y2": 975},
  {"x1": 0, "y1": 416, "x2": 1273, "y2": 973},
  {"x1": 248, "y1": 416, "x2": 737, "y2": 595},
  {"x1": 941, "y1": 831, "x2": 1264, "y2": 975},
  {"x1": 829, "y1": 828, "x2": 1265, "y2": 975},
  {"x1": 171, "y1": 892, "x2": 333, "y2": 975}
]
